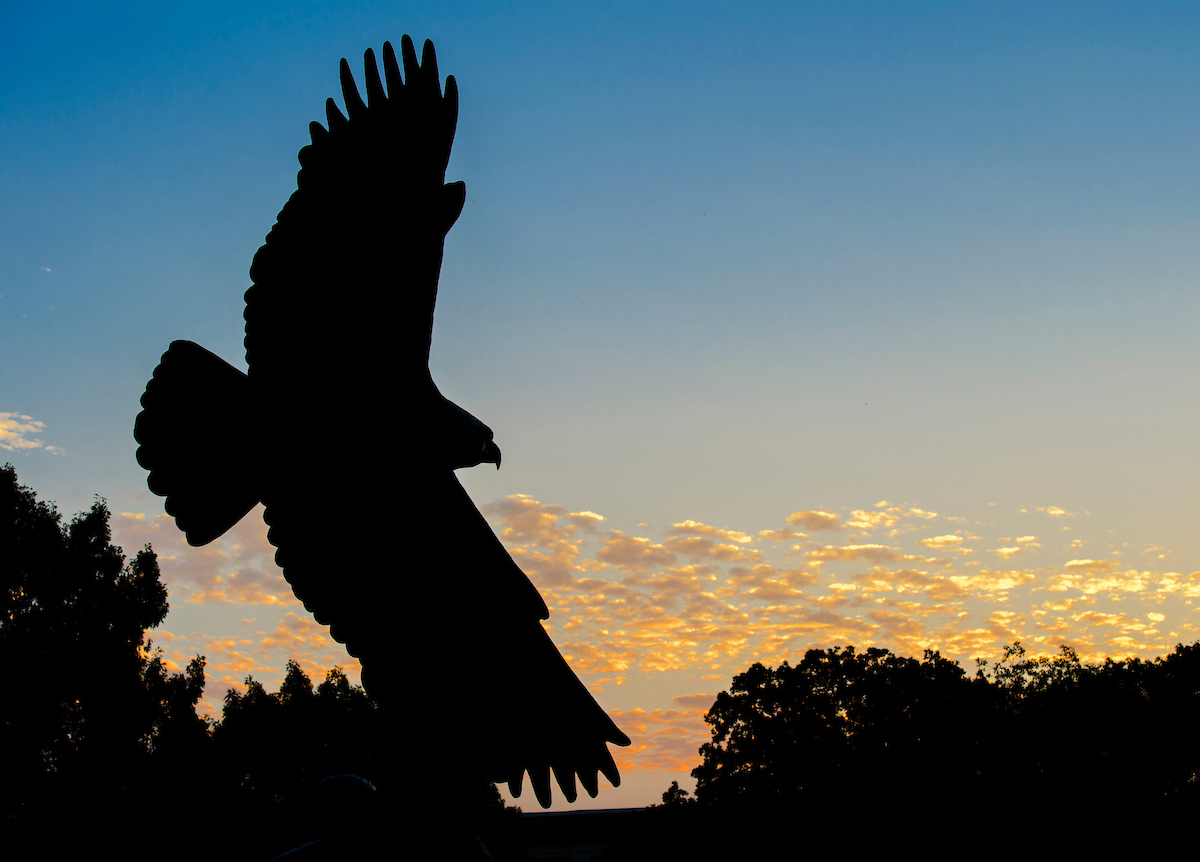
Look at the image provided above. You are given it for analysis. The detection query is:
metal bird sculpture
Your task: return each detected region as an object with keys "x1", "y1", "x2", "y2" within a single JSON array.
[{"x1": 134, "y1": 36, "x2": 629, "y2": 815}]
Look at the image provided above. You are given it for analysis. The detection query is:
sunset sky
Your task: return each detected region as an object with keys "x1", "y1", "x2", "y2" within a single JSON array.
[{"x1": 6, "y1": 2, "x2": 1200, "y2": 809}]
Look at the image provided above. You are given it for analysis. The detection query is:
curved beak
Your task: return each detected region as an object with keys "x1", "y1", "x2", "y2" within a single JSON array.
[{"x1": 482, "y1": 440, "x2": 502, "y2": 470}]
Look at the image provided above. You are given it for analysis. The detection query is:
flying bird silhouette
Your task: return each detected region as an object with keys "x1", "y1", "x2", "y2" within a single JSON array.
[{"x1": 133, "y1": 36, "x2": 629, "y2": 811}]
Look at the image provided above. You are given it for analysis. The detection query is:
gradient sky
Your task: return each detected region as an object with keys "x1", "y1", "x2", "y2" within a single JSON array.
[{"x1": 6, "y1": 2, "x2": 1200, "y2": 809}]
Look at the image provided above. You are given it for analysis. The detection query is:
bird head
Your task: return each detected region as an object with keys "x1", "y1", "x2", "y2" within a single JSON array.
[{"x1": 439, "y1": 394, "x2": 502, "y2": 471}]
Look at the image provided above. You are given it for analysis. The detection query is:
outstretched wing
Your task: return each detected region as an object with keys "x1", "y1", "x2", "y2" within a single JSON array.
[
  {"x1": 243, "y1": 37, "x2": 466, "y2": 404},
  {"x1": 267, "y1": 455, "x2": 629, "y2": 807}
]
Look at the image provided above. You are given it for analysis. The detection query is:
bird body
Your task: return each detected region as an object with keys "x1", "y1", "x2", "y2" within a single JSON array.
[{"x1": 134, "y1": 37, "x2": 628, "y2": 810}]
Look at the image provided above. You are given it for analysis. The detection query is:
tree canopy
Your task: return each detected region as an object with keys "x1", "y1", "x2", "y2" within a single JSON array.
[
  {"x1": 1, "y1": 464, "x2": 520, "y2": 859},
  {"x1": 684, "y1": 641, "x2": 1200, "y2": 833},
  {"x1": 1, "y1": 463, "x2": 209, "y2": 836}
]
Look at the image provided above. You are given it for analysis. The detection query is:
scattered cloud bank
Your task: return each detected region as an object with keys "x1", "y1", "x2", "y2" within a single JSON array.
[
  {"x1": 477, "y1": 494, "x2": 1199, "y2": 775},
  {"x1": 0, "y1": 413, "x2": 65, "y2": 454},
  {"x1": 118, "y1": 494, "x2": 1200, "y2": 782}
]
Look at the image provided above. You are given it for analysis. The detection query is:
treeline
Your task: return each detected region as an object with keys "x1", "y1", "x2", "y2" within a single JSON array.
[
  {"x1": 692, "y1": 642, "x2": 1200, "y2": 805},
  {"x1": 1, "y1": 465, "x2": 514, "y2": 860},
  {"x1": 620, "y1": 641, "x2": 1200, "y2": 856}
]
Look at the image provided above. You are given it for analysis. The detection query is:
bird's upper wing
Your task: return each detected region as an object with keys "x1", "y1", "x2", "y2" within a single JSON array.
[{"x1": 243, "y1": 37, "x2": 466, "y2": 397}]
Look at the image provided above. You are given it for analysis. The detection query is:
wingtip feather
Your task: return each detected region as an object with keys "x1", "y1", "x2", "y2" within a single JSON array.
[
  {"x1": 339, "y1": 57, "x2": 367, "y2": 119},
  {"x1": 325, "y1": 97, "x2": 348, "y2": 130}
]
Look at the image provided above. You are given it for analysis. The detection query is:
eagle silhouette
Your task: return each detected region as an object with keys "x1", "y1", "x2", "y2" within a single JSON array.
[{"x1": 134, "y1": 36, "x2": 629, "y2": 810}]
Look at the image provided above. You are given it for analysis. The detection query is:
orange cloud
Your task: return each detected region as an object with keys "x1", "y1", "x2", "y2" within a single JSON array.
[
  {"x1": 785, "y1": 510, "x2": 842, "y2": 531},
  {"x1": 598, "y1": 532, "x2": 678, "y2": 571},
  {"x1": 669, "y1": 520, "x2": 753, "y2": 544},
  {"x1": 920, "y1": 535, "x2": 964, "y2": 549},
  {"x1": 0, "y1": 412, "x2": 66, "y2": 454}
]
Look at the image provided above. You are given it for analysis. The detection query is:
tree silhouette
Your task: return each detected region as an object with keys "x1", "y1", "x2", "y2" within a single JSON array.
[
  {"x1": 210, "y1": 661, "x2": 522, "y2": 860},
  {"x1": 1, "y1": 466, "x2": 526, "y2": 860},
  {"x1": 659, "y1": 781, "x2": 695, "y2": 807},
  {"x1": 691, "y1": 645, "x2": 994, "y2": 807},
  {"x1": 670, "y1": 641, "x2": 1200, "y2": 852},
  {"x1": 0, "y1": 463, "x2": 207, "y2": 855},
  {"x1": 216, "y1": 661, "x2": 383, "y2": 808}
]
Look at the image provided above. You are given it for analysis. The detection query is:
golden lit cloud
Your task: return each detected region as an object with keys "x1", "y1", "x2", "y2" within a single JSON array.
[
  {"x1": 808, "y1": 544, "x2": 919, "y2": 563},
  {"x1": 846, "y1": 509, "x2": 900, "y2": 530},
  {"x1": 608, "y1": 706, "x2": 711, "y2": 774},
  {"x1": 0, "y1": 412, "x2": 65, "y2": 454},
  {"x1": 115, "y1": 506, "x2": 299, "y2": 607},
  {"x1": 1157, "y1": 571, "x2": 1200, "y2": 597},
  {"x1": 662, "y1": 534, "x2": 762, "y2": 563},
  {"x1": 134, "y1": 485, "x2": 1200, "y2": 800},
  {"x1": 920, "y1": 535, "x2": 964, "y2": 549},
  {"x1": 785, "y1": 510, "x2": 842, "y2": 531},
  {"x1": 597, "y1": 531, "x2": 678, "y2": 571},
  {"x1": 1065, "y1": 558, "x2": 1118, "y2": 571},
  {"x1": 669, "y1": 520, "x2": 753, "y2": 544}
]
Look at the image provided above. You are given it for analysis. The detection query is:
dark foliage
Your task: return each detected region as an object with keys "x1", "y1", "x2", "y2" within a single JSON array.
[
  {"x1": 1, "y1": 463, "x2": 208, "y2": 852},
  {"x1": 209, "y1": 662, "x2": 522, "y2": 860},
  {"x1": 217, "y1": 661, "x2": 383, "y2": 805},
  {"x1": 691, "y1": 646, "x2": 992, "y2": 803},
  {"x1": 1, "y1": 466, "x2": 520, "y2": 860},
  {"x1": 690, "y1": 642, "x2": 1200, "y2": 810},
  {"x1": 213, "y1": 661, "x2": 387, "y2": 858},
  {"x1": 626, "y1": 642, "x2": 1200, "y2": 854}
]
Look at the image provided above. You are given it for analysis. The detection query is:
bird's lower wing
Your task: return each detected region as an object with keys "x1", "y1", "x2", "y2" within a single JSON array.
[{"x1": 260, "y1": 457, "x2": 628, "y2": 808}]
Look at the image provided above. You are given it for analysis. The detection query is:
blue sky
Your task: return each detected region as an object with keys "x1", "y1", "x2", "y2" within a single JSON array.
[{"x1": 6, "y1": 2, "x2": 1200, "y2": 808}]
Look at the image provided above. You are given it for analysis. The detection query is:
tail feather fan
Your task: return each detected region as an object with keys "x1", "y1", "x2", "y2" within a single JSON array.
[{"x1": 134, "y1": 340, "x2": 261, "y2": 546}]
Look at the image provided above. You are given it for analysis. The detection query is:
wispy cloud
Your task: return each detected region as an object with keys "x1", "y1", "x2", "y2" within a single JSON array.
[{"x1": 0, "y1": 413, "x2": 65, "y2": 454}]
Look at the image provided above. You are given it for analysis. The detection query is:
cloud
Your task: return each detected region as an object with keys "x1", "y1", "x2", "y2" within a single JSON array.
[
  {"x1": 785, "y1": 510, "x2": 842, "y2": 531},
  {"x1": 851, "y1": 567, "x2": 969, "y2": 602},
  {"x1": 1037, "y1": 506, "x2": 1077, "y2": 518},
  {"x1": 808, "y1": 544, "x2": 918, "y2": 563},
  {"x1": 114, "y1": 506, "x2": 299, "y2": 607},
  {"x1": 845, "y1": 509, "x2": 900, "y2": 530},
  {"x1": 482, "y1": 494, "x2": 606, "y2": 586},
  {"x1": 669, "y1": 520, "x2": 753, "y2": 544},
  {"x1": 727, "y1": 564, "x2": 817, "y2": 599},
  {"x1": 609, "y1": 706, "x2": 712, "y2": 774},
  {"x1": 1157, "y1": 571, "x2": 1200, "y2": 597},
  {"x1": 1075, "y1": 572, "x2": 1151, "y2": 595},
  {"x1": 671, "y1": 693, "x2": 717, "y2": 710},
  {"x1": 0, "y1": 413, "x2": 65, "y2": 454},
  {"x1": 920, "y1": 535, "x2": 964, "y2": 549},
  {"x1": 597, "y1": 531, "x2": 678, "y2": 571},
  {"x1": 256, "y1": 612, "x2": 336, "y2": 655},
  {"x1": 948, "y1": 569, "x2": 1038, "y2": 594},
  {"x1": 757, "y1": 527, "x2": 806, "y2": 542},
  {"x1": 1064, "y1": 559, "x2": 1118, "y2": 571},
  {"x1": 662, "y1": 535, "x2": 762, "y2": 563},
  {"x1": 459, "y1": 490, "x2": 1200, "y2": 791},
  {"x1": 193, "y1": 614, "x2": 363, "y2": 717},
  {"x1": 483, "y1": 494, "x2": 593, "y2": 544}
]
